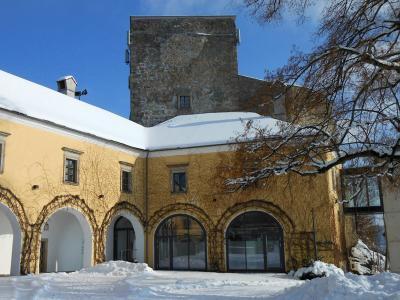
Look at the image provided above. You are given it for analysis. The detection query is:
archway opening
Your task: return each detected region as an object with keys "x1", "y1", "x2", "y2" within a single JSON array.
[
  {"x1": 105, "y1": 212, "x2": 145, "y2": 263},
  {"x1": 114, "y1": 217, "x2": 135, "y2": 262},
  {"x1": 40, "y1": 208, "x2": 92, "y2": 273},
  {"x1": 155, "y1": 214, "x2": 206, "y2": 270},
  {"x1": 0, "y1": 203, "x2": 21, "y2": 276},
  {"x1": 226, "y1": 211, "x2": 284, "y2": 272}
]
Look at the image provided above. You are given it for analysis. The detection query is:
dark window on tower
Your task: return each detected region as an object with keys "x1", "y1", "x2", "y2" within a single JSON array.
[
  {"x1": 64, "y1": 158, "x2": 78, "y2": 183},
  {"x1": 179, "y1": 96, "x2": 191, "y2": 109}
]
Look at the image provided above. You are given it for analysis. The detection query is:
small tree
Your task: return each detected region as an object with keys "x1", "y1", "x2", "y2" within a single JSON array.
[{"x1": 228, "y1": 0, "x2": 400, "y2": 189}]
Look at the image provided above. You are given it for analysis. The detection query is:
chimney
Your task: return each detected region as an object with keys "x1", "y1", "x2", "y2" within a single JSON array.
[{"x1": 57, "y1": 75, "x2": 77, "y2": 98}]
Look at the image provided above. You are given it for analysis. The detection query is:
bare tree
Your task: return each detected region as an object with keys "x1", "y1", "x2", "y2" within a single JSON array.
[{"x1": 228, "y1": 0, "x2": 400, "y2": 189}]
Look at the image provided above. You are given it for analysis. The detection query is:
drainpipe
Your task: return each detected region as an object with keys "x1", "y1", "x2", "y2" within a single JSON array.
[
  {"x1": 312, "y1": 208, "x2": 318, "y2": 261},
  {"x1": 145, "y1": 150, "x2": 149, "y2": 263}
]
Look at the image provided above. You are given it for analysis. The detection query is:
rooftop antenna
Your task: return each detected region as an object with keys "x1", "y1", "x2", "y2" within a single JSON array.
[{"x1": 75, "y1": 89, "x2": 88, "y2": 100}]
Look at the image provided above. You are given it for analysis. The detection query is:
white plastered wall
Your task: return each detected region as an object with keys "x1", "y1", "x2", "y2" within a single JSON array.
[
  {"x1": 40, "y1": 208, "x2": 92, "y2": 272},
  {"x1": 105, "y1": 210, "x2": 145, "y2": 262},
  {"x1": 0, "y1": 202, "x2": 21, "y2": 276},
  {"x1": 382, "y1": 180, "x2": 400, "y2": 273}
]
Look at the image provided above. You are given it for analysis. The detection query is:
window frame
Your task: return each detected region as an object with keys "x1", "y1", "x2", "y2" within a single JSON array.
[
  {"x1": 0, "y1": 132, "x2": 9, "y2": 174},
  {"x1": 341, "y1": 168, "x2": 383, "y2": 213},
  {"x1": 178, "y1": 95, "x2": 191, "y2": 110},
  {"x1": 62, "y1": 148, "x2": 82, "y2": 185},
  {"x1": 57, "y1": 80, "x2": 66, "y2": 90},
  {"x1": 225, "y1": 211, "x2": 285, "y2": 273},
  {"x1": 155, "y1": 214, "x2": 207, "y2": 271},
  {"x1": 0, "y1": 140, "x2": 5, "y2": 174},
  {"x1": 170, "y1": 165, "x2": 188, "y2": 194},
  {"x1": 120, "y1": 163, "x2": 133, "y2": 194}
]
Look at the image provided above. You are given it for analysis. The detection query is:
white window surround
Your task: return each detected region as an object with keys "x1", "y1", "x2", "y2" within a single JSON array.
[
  {"x1": 62, "y1": 147, "x2": 83, "y2": 185},
  {"x1": 120, "y1": 162, "x2": 133, "y2": 193},
  {"x1": 0, "y1": 131, "x2": 10, "y2": 174},
  {"x1": 0, "y1": 140, "x2": 5, "y2": 174}
]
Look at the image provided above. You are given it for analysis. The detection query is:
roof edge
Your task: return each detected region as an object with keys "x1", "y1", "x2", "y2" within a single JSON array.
[{"x1": 131, "y1": 15, "x2": 236, "y2": 20}]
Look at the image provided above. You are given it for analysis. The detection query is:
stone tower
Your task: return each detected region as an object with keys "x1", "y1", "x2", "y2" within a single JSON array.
[{"x1": 128, "y1": 16, "x2": 241, "y2": 127}]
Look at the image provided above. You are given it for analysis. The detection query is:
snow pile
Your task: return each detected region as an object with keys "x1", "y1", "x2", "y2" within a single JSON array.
[
  {"x1": 293, "y1": 261, "x2": 344, "y2": 280},
  {"x1": 281, "y1": 271, "x2": 400, "y2": 300},
  {"x1": 349, "y1": 240, "x2": 386, "y2": 275},
  {"x1": 1, "y1": 264, "x2": 400, "y2": 299},
  {"x1": 76, "y1": 261, "x2": 153, "y2": 276}
]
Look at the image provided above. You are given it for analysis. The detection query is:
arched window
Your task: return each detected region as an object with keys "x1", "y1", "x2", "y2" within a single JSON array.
[
  {"x1": 226, "y1": 211, "x2": 284, "y2": 272},
  {"x1": 155, "y1": 215, "x2": 206, "y2": 270},
  {"x1": 114, "y1": 216, "x2": 135, "y2": 262}
]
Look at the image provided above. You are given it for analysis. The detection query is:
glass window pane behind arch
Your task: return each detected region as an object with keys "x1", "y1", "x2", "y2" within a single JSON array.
[
  {"x1": 156, "y1": 215, "x2": 206, "y2": 270},
  {"x1": 227, "y1": 211, "x2": 284, "y2": 272}
]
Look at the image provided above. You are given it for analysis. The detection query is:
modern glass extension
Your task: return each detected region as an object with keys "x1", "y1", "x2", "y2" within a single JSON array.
[
  {"x1": 114, "y1": 216, "x2": 135, "y2": 262},
  {"x1": 226, "y1": 211, "x2": 284, "y2": 272},
  {"x1": 155, "y1": 215, "x2": 207, "y2": 270}
]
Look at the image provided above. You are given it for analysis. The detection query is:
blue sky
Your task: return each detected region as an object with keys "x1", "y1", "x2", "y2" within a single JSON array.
[{"x1": 0, "y1": 0, "x2": 320, "y2": 118}]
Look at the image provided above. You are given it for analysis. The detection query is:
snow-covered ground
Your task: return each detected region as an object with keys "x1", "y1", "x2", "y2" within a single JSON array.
[{"x1": 0, "y1": 261, "x2": 399, "y2": 300}]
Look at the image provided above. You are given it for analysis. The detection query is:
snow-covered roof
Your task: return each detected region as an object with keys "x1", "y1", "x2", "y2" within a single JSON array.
[
  {"x1": 147, "y1": 112, "x2": 282, "y2": 150},
  {"x1": 0, "y1": 70, "x2": 284, "y2": 151},
  {"x1": 0, "y1": 70, "x2": 147, "y2": 149}
]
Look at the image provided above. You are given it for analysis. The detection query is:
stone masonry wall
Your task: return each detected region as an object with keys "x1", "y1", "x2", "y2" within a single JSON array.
[{"x1": 129, "y1": 16, "x2": 240, "y2": 127}]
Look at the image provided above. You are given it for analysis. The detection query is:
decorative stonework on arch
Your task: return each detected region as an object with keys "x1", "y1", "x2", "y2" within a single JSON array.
[
  {"x1": 148, "y1": 203, "x2": 216, "y2": 270},
  {"x1": 215, "y1": 200, "x2": 295, "y2": 272},
  {"x1": 31, "y1": 195, "x2": 98, "y2": 273},
  {"x1": 148, "y1": 203, "x2": 214, "y2": 233},
  {"x1": 0, "y1": 186, "x2": 29, "y2": 231},
  {"x1": 0, "y1": 185, "x2": 30, "y2": 274},
  {"x1": 99, "y1": 201, "x2": 145, "y2": 262},
  {"x1": 216, "y1": 200, "x2": 295, "y2": 234}
]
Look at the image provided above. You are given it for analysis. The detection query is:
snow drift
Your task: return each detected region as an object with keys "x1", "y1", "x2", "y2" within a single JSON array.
[
  {"x1": 0, "y1": 261, "x2": 399, "y2": 299},
  {"x1": 293, "y1": 261, "x2": 344, "y2": 280},
  {"x1": 282, "y1": 271, "x2": 400, "y2": 300},
  {"x1": 76, "y1": 261, "x2": 153, "y2": 276}
]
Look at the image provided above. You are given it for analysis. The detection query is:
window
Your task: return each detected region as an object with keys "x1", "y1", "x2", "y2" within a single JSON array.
[
  {"x1": 57, "y1": 80, "x2": 66, "y2": 90},
  {"x1": 64, "y1": 158, "x2": 78, "y2": 183},
  {"x1": 114, "y1": 217, "x2": 135, "y2": 262},
  {"x1": 0, "y1": 139, "x2": 5, "y2": 173},
  {"x1": 178, "y1": 96, "x2": 191, "y2": 110},
  {"x1": 171, "y1": 168, "x2": 187, "y2": 193},
  {"x1": 0, "y1": 132, "x2": 9, "y2": 173},
  {"x1": 155, "y1": 215, "x2": 206, "y2": 270},
  {"x1": 62, "y1": 148, "x2": 82, "y2": 184},
  {"x1": 354, "y1": 213, "x2": 386, "y2": 254},
  {"x1": 120, "y1": 162, "x2": 133, "y2": 193},
  {"x1": 226, "y1": 211, "x2": 284, "y2": 272},
  {"x1": 121, "y1": 170, "x2": 132, "y2": 193},
  {"x1": 342, "y1": 172, "x2": 382, "y2": 212}
]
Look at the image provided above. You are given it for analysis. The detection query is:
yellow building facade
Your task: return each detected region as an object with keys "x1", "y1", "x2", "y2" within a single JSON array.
[{"x1": 0, "y1": 70, "x2": 346, "y2": 275}]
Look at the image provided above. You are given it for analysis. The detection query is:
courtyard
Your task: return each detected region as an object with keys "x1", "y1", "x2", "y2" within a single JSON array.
[{"x1": 0, "y1": 261, "x2": 399, "y2": 300}]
